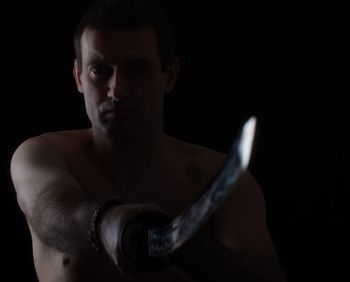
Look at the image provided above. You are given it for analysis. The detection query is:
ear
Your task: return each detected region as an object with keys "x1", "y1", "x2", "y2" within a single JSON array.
[
  {"x1": 163, "y1": 57, "x2": 179, "y2": 93},
  {"x1": 73, "y1": 59, "x2": 84, "y2": 93}
]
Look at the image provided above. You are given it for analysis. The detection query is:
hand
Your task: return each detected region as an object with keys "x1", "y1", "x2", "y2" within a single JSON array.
[{"x1": 98, "y1": 203, "x2": 171, "y2": 276}]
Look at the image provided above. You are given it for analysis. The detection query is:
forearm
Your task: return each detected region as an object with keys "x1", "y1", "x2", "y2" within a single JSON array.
[{"x1": 172, "y1": 235, "x2": 288, "y2": 282}]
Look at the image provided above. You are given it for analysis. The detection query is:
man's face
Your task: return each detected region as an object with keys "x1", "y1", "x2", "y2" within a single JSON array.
[{"x1": 74, "y1": 27, "x2": 176, "y2": 141}]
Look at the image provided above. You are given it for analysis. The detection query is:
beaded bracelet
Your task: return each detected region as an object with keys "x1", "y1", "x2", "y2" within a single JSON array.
[{"x1": 89, "y1": 197, "x2": 121, "y2": 251}]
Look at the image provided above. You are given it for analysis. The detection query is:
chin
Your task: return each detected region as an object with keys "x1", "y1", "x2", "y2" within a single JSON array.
[{"x1": 106, "y1": 123, "x2": 145, "y2": 143}]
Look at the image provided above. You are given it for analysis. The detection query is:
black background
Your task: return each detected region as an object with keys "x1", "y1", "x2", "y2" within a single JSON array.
[{"x1": 1, "y1": 1, "x2": 348, "y2": 281}]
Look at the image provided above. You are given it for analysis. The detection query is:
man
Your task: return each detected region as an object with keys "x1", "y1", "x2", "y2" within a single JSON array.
[{"x1": 10, "y1": 0, "x2": 287, "y2": 281}]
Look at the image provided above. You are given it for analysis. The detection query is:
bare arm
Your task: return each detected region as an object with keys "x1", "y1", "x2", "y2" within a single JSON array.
[
  {"x1": 10, "y1": 135, "x2": 165, "y2": 273},
  {"x1": 172, "y1": 171, "x2": 288, "y2": 281},
  {"x1": 10, "y1": 136, "x2": 101, "y2": 253}
]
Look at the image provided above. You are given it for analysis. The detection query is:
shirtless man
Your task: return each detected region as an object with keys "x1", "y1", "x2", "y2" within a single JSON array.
[{"x1": 10, "y1": 0, "x2": 287, "y2": 281}]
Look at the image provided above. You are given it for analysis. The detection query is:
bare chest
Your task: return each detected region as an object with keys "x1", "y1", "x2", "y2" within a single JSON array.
[{"x1": 68, "y1": 155, "x2": 205, "y2": 217}]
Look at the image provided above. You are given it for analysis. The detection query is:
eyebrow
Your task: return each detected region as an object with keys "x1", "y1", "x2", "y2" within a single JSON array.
[
  {"x1": 124, "y1": 57, "x2": 153, "y2": 66},
  {"x1": 86, "y1": 56, "x2": 153, "y2": 67}
]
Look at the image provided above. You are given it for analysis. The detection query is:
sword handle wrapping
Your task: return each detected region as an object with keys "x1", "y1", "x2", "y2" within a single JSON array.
[{"x1": 118, "y1": 210, "x2": 171, "y2": 276}]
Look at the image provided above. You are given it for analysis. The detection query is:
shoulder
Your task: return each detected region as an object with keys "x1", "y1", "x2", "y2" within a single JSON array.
[
  {"x1": 10, "y1": 129, "x2": 92, "y2": 180},
  {"x1": 11, "y1": 129, "x2": 91, "y2": 161},
  {"x1": 10, "y1": 130, "x2": 90, "y2": 211}
]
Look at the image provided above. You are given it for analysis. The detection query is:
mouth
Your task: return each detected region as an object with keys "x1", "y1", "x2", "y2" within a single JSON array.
[{"x1": 103, "y1": 109, "x2": 138, "y2": 119}]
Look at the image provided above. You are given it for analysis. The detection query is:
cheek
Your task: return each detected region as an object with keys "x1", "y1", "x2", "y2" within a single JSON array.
[
  {"x1": 85, "y1": 94, "x2": 105, "y2": 115},
  {"x1": 83, "y1": 88, "x2": 105, "y2": 116},
  {"x1": 140, "y1": 85, "x2": 164, "y2": 107},
  {"x1": 150, "y1": 76, "x2": 167, "y2": 95},
  {"x1": 132, "y1": 75, "x2": 165, "y2": 104},
  {"x1": 83, "y1": 95, "x2": 95, "y2": 115},
  {"x1": 82, "y1": 79, "x2": 106, "y2": 102}
]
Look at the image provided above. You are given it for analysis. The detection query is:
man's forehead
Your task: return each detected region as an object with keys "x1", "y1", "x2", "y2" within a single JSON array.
[{"x1": 80, "y1": 27, "x2": 159, "y2": 62}]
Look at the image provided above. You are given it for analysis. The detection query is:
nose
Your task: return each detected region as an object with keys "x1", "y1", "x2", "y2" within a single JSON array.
[{"x1": 107, "y1": 68, "x2": 129, "y2": 101}]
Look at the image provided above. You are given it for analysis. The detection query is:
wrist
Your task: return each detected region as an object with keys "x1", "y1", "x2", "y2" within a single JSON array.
[{"x1": 89, "y1": 197, "x2": 121, "y2": 252}]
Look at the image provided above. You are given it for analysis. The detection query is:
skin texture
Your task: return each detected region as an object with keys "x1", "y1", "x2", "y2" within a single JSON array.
[{"x1": 10, "y1": 27, "x2": 287, "y2": 282}]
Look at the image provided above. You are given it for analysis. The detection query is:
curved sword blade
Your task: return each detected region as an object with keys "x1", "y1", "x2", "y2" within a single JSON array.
[{"x1": 148, "y1": 116, "x2": 257, "y2": 257}]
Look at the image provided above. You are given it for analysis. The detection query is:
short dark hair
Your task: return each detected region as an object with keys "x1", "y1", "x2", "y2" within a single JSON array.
[{"x1": 73, "y1": 0, "x2": 175, "y2": 70}]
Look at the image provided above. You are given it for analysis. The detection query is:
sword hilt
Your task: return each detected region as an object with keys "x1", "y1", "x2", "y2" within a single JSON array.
[{"x1": 119, "y1": 210, "x2": 172, "y2": 276}]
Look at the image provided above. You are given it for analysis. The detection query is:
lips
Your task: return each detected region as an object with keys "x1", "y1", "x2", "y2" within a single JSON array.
[{"x1": 103, "y1": 108, "x2": 137, "y2": 119}]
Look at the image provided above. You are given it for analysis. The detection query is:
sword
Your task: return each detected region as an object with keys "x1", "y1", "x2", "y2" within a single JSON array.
[{"x1": 120, "y1": 116, "x2": 257, "y2": 274}]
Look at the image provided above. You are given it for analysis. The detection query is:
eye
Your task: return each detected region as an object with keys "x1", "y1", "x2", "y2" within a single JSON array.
[
  {"x1": 126, "y1": 63, "x2": 149, "y2": 79},
  {"x1": 89, "y1": 65, "x2": 112, "y2": 78}
]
